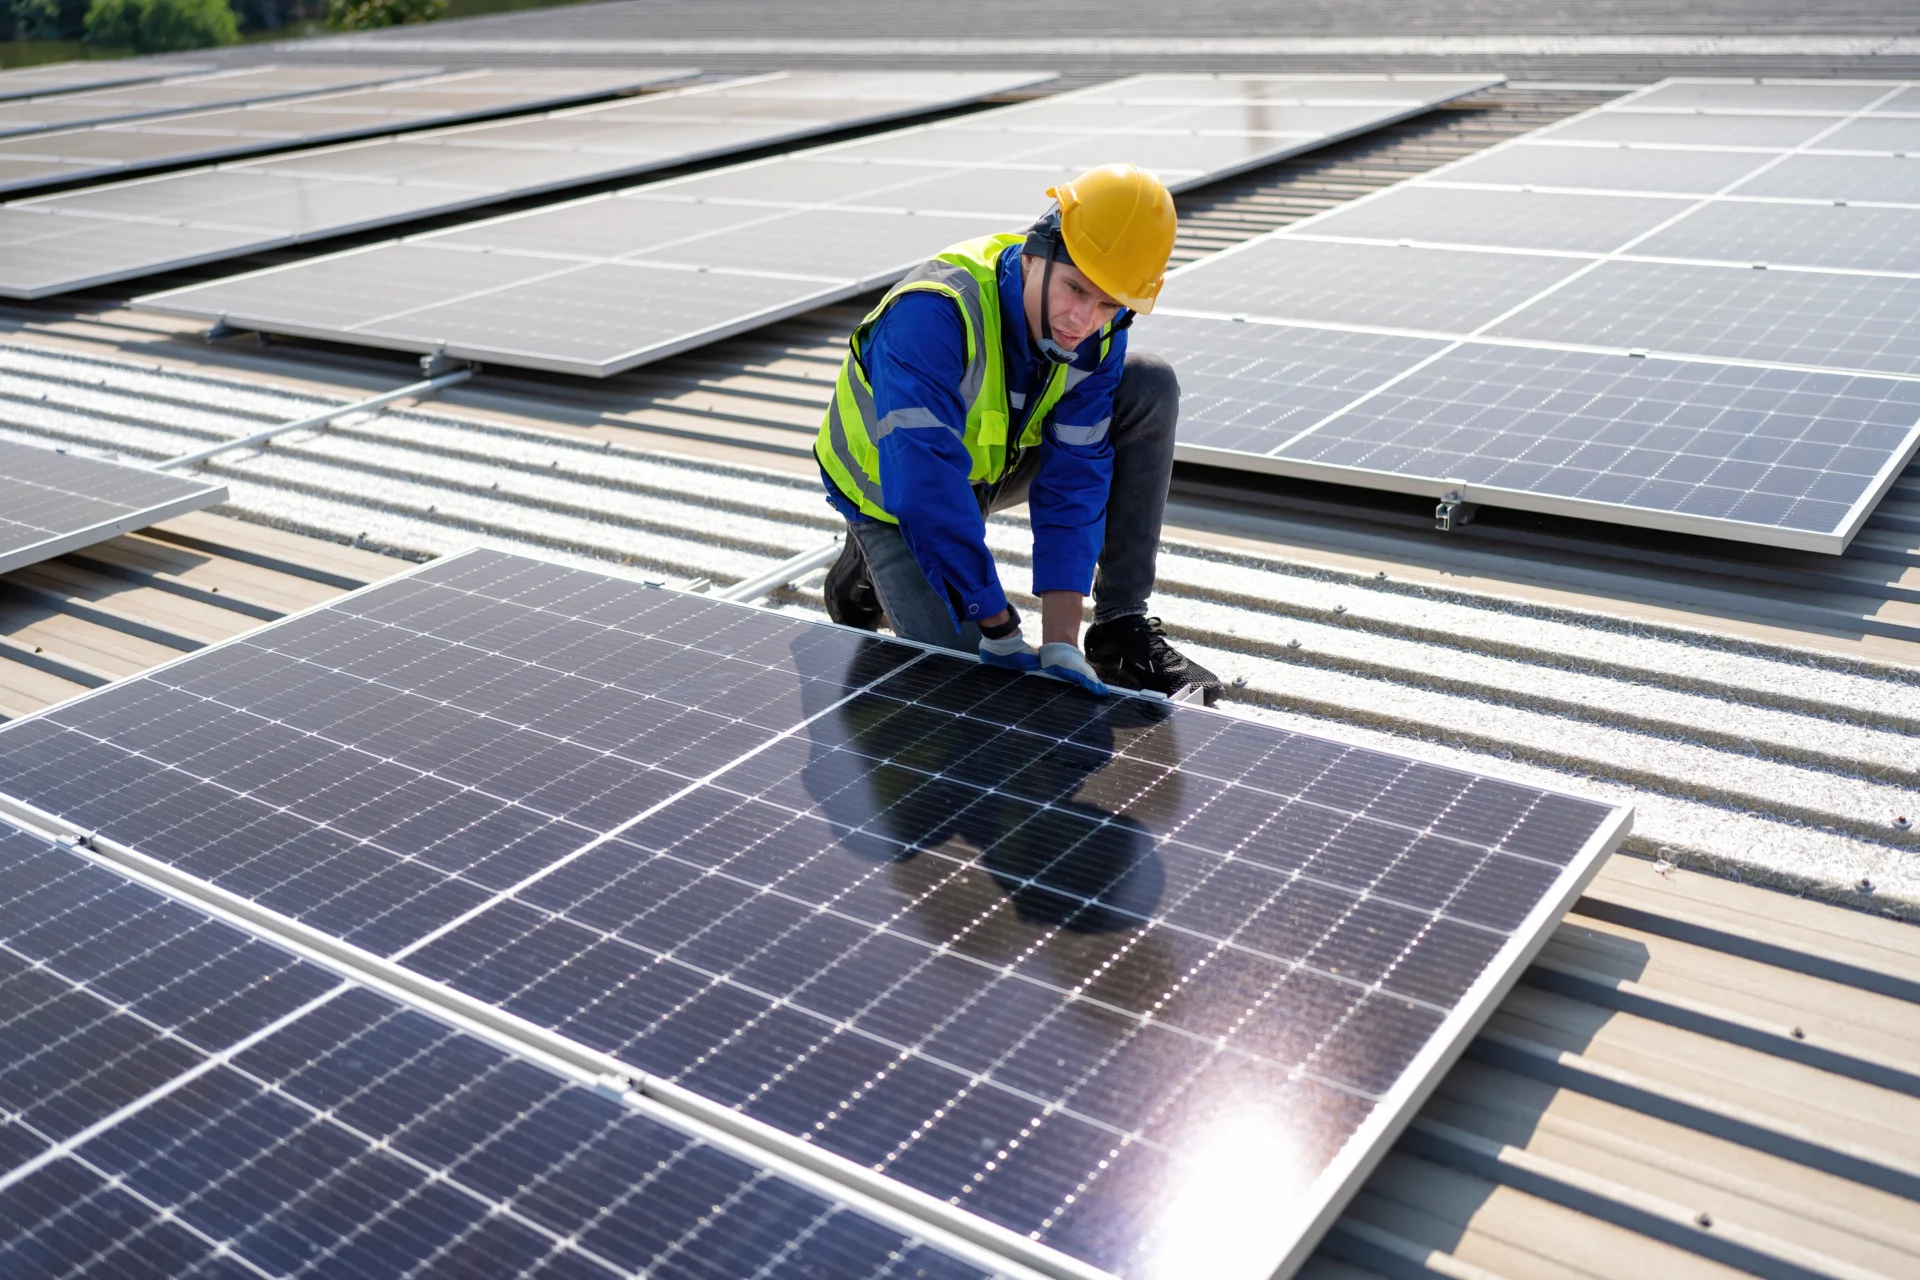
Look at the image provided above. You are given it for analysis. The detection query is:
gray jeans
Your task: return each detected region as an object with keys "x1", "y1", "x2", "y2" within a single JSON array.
[{"x1": 848, "y1": 349, "x2": 1179, "y2": 653}]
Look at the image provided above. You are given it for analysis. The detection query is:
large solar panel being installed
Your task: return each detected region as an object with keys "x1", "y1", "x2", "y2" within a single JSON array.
[
  {"x1": 1154, "y1": 77, "x2": 1920, "y2": 552},
  {"x1": 0, "y1": 64, "x2": 438, "y2": 138},
  {"x1": 0, "y1": 547, "x2": 1629, "y2": 1280},
  {"x1": 0, "y1": 66, "x2": 687, "y2": 197},
  {"x1": 134, "y1": 73, "x2": 1503, "y2": 376},
  {"x1": 0, "y1": 70, "x2": 1050, "y2": 299},
  {"x1": 0, "y1": 820, "x2": 994, "y2": 1279},
  {"x1": 0, "y1": 437, "x2": 226, "y2": 576}
]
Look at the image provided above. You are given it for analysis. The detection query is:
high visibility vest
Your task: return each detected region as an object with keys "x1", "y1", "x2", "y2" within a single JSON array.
[{"x1": 815, "y1": 232, "x2": 1115, "y2": 523}]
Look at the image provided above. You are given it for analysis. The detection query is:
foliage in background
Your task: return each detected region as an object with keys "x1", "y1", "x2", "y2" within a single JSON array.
[
  {"x1": 228, "y1": 0, "x2": 319, "y2": 30},
  {"x1": 3, "y1": 0, "x2": 91, "y2": 40},
  {"x1": 325, "y1": 0, "x2": 441, "y2": 29},
  {"x1": 82, "y1": 0, "x2": 238, "y2": 49}
]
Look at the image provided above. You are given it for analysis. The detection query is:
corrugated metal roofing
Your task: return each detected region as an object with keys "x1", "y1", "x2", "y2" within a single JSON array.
[{"x1": 1, "y1": 75, "x2": 1916, "y2": 1280}]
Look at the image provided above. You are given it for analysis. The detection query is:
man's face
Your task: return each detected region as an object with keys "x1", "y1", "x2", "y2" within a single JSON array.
[{"x1": 1022, "y1": 254, "x2": 1123, "y2": 355}]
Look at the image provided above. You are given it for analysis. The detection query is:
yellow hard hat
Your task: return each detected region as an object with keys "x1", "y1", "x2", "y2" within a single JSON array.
[{"x1": 1045, "y1": 163, "x2": 1177, "y2": 314}]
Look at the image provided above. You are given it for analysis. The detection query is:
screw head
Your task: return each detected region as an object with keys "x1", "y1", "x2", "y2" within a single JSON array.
[
  {"x1": 1791, "y1": 1027, "x2": 1806, "y2": 1040},
  {"x1": 1287, "y1": 639, "x2": 1301, "y2": 649},
  {"x1": 1858, "y1": 877, "x2": 1876, "y2": 894},
  {"x1": 1696, "y1": 1212, "x2": 1713, "y2": 1229},
  {"x1": 1895, "y1": 815, "x2": 1912, "y2": 831}
]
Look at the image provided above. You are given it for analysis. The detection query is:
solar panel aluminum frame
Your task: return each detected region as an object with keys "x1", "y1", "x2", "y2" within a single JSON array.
[
  {"x1": 7, "y1": 69, "x2": 1055, "y2": 302},
  {"x1": 0, "y1": 448, "x2": 227, "y2": 576},
  {"x1": 0, "y1": 812, "x2": 1036, "y2": 1280},
  {"x1": 131, "y1": 73, "x2": 1504, "y2": 378},
  {"x1": 0, "y1": 544, "x2": 1632, "y2": 1280},
  {"x1": 1160, "y1": 77, "x2": 1920, "y2": 555}
]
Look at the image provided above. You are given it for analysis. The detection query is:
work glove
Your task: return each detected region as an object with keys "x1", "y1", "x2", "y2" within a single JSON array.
[
  {"x1": 979, "y1": 631, "x2": 1041, "y2": 671},
  {"x1": 1039, "y1": 642, "x2": 1109, "y2": 696}
]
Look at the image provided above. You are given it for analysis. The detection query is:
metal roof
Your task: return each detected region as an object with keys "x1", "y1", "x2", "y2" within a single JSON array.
[{"x1": 1, "y1": 78, "x2": 1916, "y2": 1279}]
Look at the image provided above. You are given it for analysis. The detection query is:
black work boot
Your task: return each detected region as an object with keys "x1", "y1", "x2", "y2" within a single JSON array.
[
  {"x1": 823, "y1": 535, "x2": 885, "y2": 631},
  {"x1": 1084, "y1": 615, "x2": 1223, "y2": 705}
]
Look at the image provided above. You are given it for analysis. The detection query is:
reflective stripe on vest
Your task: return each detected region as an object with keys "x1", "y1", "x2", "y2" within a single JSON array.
[{"x1": 815, "y1": 232, "x2": 1113, "y2": 524}]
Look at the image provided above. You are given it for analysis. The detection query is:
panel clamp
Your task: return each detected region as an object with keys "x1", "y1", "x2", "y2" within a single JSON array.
[
  {"x1": 420, "y1": 351, "x2": 478, "y2": 378},
  {"x1": 1435, "y1": 489, "x2": 1478, "y2": 532},
  {"x1": 203, "y1": 315, "x2": 250, "y2": 344}
]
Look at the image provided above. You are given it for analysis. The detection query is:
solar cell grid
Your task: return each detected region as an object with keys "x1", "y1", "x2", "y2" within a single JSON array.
[
  {"x1": 1629, "y1": 199, "x2": 1920, "y2": 273},
  {"x1": 1878, "y1": 86, "x2": 1920, "y2": 113},
  {"x1": 1156, "y1": 237, "x2": 1588, "y2": 334},
  {"x1": 135, "y1": 72, "x2": 1503, "y2": 376},
  {"x1": 0, "y1": 547, "x2": 1626, "y2": 1280},
  {"x1": 1150, "y1": 317, "x2": 1447, "y2": 454},
  {"x1": 1812, "y1": 116, "x2": 1920, "y2": 154},
  {"x1": 1486, "y1": 258, "x2": 1920, "y2": 377},
  {"x1": 0, "y1": 438, "x2": 226, "y2": 577},
  {"x1": 1302, "y1": 183, "x2": 1688, "y2": 253},
  {"x1": 1159, "y1": 76, "x2": 1920, "y2": 550},
  {"x1": 0, "y1": 822, "x2": 989, "y2": 1280},
  {"x1": 1621, "y1": 80, "x2": 1892, "y2": 113},
  {"x1": 1439, "y1": 142, "x2": 1773, "y2": 194},
  {"x1": 1732, "y1": 152, "x2": 1920, "y2": 205},
  {"x1": 1271, "y1": 343, "x2": 1920, "y2": 533},
  {"x1": 1539, "y1": 110, "x2": 1838, "y2": 149}
]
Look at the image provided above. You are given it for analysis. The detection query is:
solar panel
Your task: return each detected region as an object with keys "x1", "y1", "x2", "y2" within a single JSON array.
[
  {"x1": 1814, "y1": 116, "x2": 1920, "y2": 154},
  {"x1": 1734, "y1": 152, "x2": 1920, "y2": 203},
  {"x1": 0, "y1": 819, "x2": 997, "y2": 1279},
  {"x1": 1484, "y1": 260, "x2": 1920, "y2": 376},
  {"x1": 0, "y1": 70, "x2": 1052, "y2": 300},
  {"x1": 0, "y1": 438, "x2": 226, "y2": 576},
  {"x1": 133, "y1": 73, "x2": 1503, "y2": 377},
  {"x1": 0, "y1": 67, "x2": 688, "y2": 197},
  {"x1": 0, "y1": 64, "x2": 439, "y2": 138},
  {"x1": 1622, "y1": 80, "x2": 1893, "y2": 113},
  {"x1": 0, "y1": 60, "x2": 214, "y2": 103},
  {"x1": 0, "y1": 546, "x2": 1629, "y2": 1280},
  {"x1": 1438, "y1": 142, "x2": 1773, "y2": 195},
  {"x1": 1299, "y1": 184, "x2": 1688, "y2": 254},
  {"x1": 1154, "y1": 77, "x2": 1920, "y2": 553},
  {"x1": 1538, "y1": 110, "x2": 1838, "y2": 149}
]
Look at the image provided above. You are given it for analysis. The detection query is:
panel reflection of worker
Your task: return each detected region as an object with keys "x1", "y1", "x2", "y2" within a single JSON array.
[{"x1": 816, "y1": 162, "x2": 1222, "y2": 704}]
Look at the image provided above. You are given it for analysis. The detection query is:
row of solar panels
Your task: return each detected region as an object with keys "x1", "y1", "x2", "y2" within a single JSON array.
[
  {"x1": 0, "y1": 69, "x2": 1486, "y2": 595},
  {"x1": 9, "y1": 67, "x2": 1919, "y2": 555},
  {"x1": 0, "y1": 544, "x2": 1631, "y2": 1280}
]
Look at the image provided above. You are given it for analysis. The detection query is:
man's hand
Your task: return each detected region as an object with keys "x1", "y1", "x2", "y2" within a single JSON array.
[
  {"x1": 979, "y1": 631, "x2": 1040, "y2": 671},
  {"x1": 1039, "y1": 642, "x2": 1109, "y2": 696}
]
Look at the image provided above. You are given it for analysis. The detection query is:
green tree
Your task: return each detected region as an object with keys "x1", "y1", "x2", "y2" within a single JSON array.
[
  {"x1": 10, "y1": 0, "x2": 88, "y2": 39},
  {"x1": 324, "y1": 0, "x2": 441, "y2": 29},
  {"x1": 83, "y1": 0, "x2": 238, "y2": 49}
]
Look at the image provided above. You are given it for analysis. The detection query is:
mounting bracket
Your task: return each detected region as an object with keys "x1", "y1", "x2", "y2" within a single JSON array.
[{"x1": 1435, "y1": 490, "x2": 1478, "y2": 532}]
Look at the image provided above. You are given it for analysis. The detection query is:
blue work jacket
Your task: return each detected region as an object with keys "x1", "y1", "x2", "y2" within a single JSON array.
[{"x1": 821, "y1": 242, "x2": 1124, "y2": 624}]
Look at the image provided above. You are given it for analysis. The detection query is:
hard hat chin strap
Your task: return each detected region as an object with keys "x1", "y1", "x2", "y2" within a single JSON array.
[
  {"x1": 1034, "y1": 251, "x2": 1077, "y2": 366},
  {"x1": 1024, "y1": 206, "x2": 1131, "y2": 363}
]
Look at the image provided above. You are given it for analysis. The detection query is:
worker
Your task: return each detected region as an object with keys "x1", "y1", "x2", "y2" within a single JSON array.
[{"x1": 815, "y1": 162, "x2": 1222, "y2": 704}]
